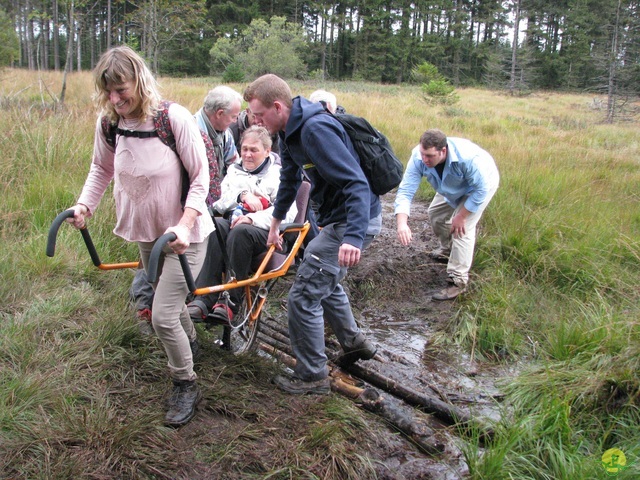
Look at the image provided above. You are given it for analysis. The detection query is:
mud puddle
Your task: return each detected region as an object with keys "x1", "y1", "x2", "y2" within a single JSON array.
[
  {"x1": 261, "y1": 195, "x2": 514, "y2": 478},
  {"x1": 341, "y1": 195, "x2": 512, "y2": 478}
]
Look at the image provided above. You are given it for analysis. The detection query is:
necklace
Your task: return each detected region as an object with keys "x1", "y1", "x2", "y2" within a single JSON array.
[{"x1": 120, "y1": 116, "x2": 142, "y2": 131}]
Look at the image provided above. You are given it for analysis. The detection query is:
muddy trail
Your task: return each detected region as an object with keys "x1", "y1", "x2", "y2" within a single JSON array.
[
  {"x1": 253, "y1": 196, "x2": 511, "y2": 479},
  {"x1": 44, "y1": 193, "x2": 511, "y2": 479}
]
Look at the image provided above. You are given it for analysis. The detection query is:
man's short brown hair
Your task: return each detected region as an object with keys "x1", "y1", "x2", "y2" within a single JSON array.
[
  {"x1": 243, "y1": 74, "x2": 292, "y2": 109},
  {"x1": 420, "y1": 129, "x2": 448, "y2": 150}
]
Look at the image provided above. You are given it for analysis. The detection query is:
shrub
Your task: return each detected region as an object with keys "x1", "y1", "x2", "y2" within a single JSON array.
[
  {"x1": 410, "y1": 61, "x2": 441, "y2": 84},
  {"x1": 222, "y1": 62, "x2": 244, "y2": 83},
  {"x1": 422, "y1": 79, "x2": 459, "y2": 105}
]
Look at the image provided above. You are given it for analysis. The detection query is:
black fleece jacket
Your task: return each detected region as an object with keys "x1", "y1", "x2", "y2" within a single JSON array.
[{"x1": 272, "y1": 96, "x2": 381, "y2": 250}]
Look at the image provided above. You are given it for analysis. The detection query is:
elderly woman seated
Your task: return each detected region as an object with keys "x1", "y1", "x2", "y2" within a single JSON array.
[{"x1": 187, "y1": 125, "x2": 297, "y2": 324}]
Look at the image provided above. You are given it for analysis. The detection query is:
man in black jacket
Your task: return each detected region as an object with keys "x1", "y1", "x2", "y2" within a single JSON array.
[{"x1": 244, "y1": 74, "x2": 380, "y2": 395}]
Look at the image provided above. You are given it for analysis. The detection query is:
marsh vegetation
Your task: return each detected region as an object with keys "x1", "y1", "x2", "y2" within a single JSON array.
[{"x1": 1, "y1": 69, "x2": 638, "y2": 479}]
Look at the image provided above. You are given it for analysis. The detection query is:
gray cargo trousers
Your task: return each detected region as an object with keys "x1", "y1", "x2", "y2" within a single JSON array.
[{"x1": 288, "y1": 215, "x2": 381, "y2": 381}]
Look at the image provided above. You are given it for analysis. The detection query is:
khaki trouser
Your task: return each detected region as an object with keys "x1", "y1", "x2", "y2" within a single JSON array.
[
  {"x1": 138, "y1": 238, "x2": 208, "y2": 382},
  {"x1": 428, "y1": 189, "x2": 497, "y2": 286}
]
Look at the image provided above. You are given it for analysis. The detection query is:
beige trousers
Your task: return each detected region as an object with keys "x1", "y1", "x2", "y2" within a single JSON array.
[
  {"x1": 428, "y1": 189, "x2": 497, "y2": 286},
  {"x1": 138, "y1": 238, "x2": 207, "y2": 382}
]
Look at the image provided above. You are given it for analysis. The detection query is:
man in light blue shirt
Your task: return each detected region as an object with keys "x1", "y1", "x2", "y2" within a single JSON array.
[{"x1": 395, "y1": 129, "x2": 499, "y2": 300}]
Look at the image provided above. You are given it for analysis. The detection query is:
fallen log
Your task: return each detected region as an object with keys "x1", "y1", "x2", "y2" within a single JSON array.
[
  {"x1": 256, "y1": 332, "x2": 292, "y2": 356},
  {"x1": 354, "y1": 387, "x2": 446, "y2": 455},
  {"x1": 261, "y1": 319, "x2": 475, "y2": 424},
  {"x1": 259, "y1": 324, "x2": 292, "y2": 351},
  {"x1": 340, "y1": 363, "x2": 469, "y2": 424},
  {"x1": 261, "y1": 317, "x2": 291, "y2": 338},
  {"x1": 257, "y1": 342, "x2": 446, "y2": 455}
]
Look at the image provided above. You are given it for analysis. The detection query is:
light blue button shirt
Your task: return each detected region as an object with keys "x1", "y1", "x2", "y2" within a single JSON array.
[{"x1": 394, "y1": 138, "x2": 499, "y2": 215}]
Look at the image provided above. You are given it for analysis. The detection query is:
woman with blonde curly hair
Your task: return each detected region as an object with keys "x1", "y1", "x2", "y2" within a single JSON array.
[{"x1": 67, "y1": 45, "x2": 214, "y2": 427}]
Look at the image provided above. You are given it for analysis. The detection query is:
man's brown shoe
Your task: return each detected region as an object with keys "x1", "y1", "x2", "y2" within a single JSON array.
[
  {"x1": 334, "y1": 333, "x2": 377, "y2": 367},
  {"x1": 273, "y1": 374, "x2": 330, "y2": 395},
  {"x1": 432, "y1": 285, "x2": 466, "y2": 301}
]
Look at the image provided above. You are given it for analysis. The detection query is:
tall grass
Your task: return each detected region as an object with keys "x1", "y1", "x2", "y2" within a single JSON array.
[{"x1": 1, "y1": 68, "x2": 638, "y2": 478}]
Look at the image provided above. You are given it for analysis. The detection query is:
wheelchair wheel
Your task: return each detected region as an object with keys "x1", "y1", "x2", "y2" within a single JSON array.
[{"x1": 222, "y1": 287, "x2": 261, "y2": 354}]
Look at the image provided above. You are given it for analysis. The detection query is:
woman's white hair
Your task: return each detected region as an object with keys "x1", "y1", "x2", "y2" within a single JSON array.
[{"x1": 309, "y1": 89, "x2": 337, "y2": 113}]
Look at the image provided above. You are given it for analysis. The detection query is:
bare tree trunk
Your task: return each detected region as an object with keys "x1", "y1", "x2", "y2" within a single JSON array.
[
  {"x1": 107, "y1": 0, "x2": 112, "y2": 50},
  {"x1": 150, "y1": 0, "x2": 159, "y2": 73},
  {"x1": 328, "y1": 7, "x2": 336, "y2": 79},
  {"x1": 25, "y1": 0, "x2": 36, "y2": 69},
  {"x1": 320, "y1": 3, "x2": 327, "y2": 80},
  {"x1": 76, "y1": 16, "x2": 82, "y2": 72},
  {"x1": 53, "y1": 0, "x2": 60, "y2": 70},
  {"x1": 606, "y1": 0, "x2": 622, "y2": 123},
  {"x1": 60, "y1": 1, "x2": 74, "y2": 106},
  {"x1": 89, "y1": 9, "x2": 96, "y2": 68},
  {"x1": 509, "y1": 0, "x2": 521, "y2": 94},
  {"x1": 42, "y1": 0, "x2": 50, "y2": 69},
  {"x1": 352, "y1": 9, "x2": 361, "y2": 76}
]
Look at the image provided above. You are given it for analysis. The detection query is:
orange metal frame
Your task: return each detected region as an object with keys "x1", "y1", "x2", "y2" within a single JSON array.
[{"x1": 47, "y1": 210, "x2": 310, "y2": 322}]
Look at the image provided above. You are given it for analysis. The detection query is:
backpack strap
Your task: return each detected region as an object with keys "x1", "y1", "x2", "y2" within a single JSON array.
[
  {"x1": 114, "y1": 129, "x2": 160, "y2": 139},
  {"x1": 99, "y1": 101, "x2": 209, "y2": 209},
  {"x1": 153, "y1": 100, "x2": 177, "y2": 153},
  {"x1": 99, "y1": 104, "x2": 174, "y2": 150},
  {"x1": 100, "y1": 115, "x2": 117, "y2": 149}
]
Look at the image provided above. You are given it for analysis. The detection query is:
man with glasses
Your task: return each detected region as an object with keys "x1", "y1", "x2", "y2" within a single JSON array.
[{"x1": 395, "y1": 129, "x2": 499, "y2": 300}]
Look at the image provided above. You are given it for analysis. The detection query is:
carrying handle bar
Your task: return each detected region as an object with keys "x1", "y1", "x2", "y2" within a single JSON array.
[
  {"x1": 47, "y1": 209, "x2": 102, "y2": 267},
  {"x1": 47, "y1": 210, "x2": 139, "y2": 270},
  {"x1": 147, "y1": 233, "x2": 196, "y2": 292}
]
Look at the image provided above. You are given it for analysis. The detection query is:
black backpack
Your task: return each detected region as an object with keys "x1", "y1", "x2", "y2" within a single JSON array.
[
  {"x1": 323, "y1": 106, "x2": 404, "y2": 195},
  {"x1": 101, "y1": 100, "x2": 221, "y2": 207}
]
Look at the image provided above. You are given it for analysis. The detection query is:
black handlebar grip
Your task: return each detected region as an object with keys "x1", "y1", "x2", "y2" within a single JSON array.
[
  {"x1": 46, "y1": 209, "x2": 103, "y2": 266},
  {"x1": 147, "y1": 232, "x2": 197, "y2": 292},
  {"x1": 79, "y1": 228, "x2": 102, "y2": 267},
  {"x1": 147, "y1": 232, "x2": 196, "y2": 292},
  {"x1": 147, "y1": 233, "x2": 176, "y2": 283},
  {"x1": 46, "y1": 210, "x2": 75, "y2": 257},
  {"x1": 179, "y1": 253, "x2": 197, "y2": 293}
]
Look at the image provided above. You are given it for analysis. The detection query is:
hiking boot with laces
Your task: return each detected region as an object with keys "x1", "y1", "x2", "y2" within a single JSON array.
[
  {"x1": 335, "y1": 332, "x2": 377, "y2": 367},
  {"x1": 165, "y1": 380, "x2": 202, "y2": 427},
  {"x1": 432, "y1": 284, "x2": 467, "y2": 301},
  {"x1": 273, "y1": 374, "x2": 330, "y2": 395},
  {"x1": 207, "y1": 303, "x2": 234, "y2": 326}
]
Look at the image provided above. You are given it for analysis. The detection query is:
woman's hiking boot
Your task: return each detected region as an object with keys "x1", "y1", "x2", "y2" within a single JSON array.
[
  {"x1": 208, "y1": 303, "x2": 234, "y2": 326},
  {"x1": 165, "y1": 380, "x2": 202, "y2": 427}
]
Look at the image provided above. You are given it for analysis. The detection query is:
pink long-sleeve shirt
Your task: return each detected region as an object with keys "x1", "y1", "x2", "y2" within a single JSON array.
[{"x1": 78, "y1": 102, "x2": 214, "y2": 243}]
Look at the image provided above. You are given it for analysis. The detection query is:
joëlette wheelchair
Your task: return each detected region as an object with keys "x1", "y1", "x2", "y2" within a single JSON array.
[{"x1": 46, "y1": 181, "x2": 311, "y2": 354}]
